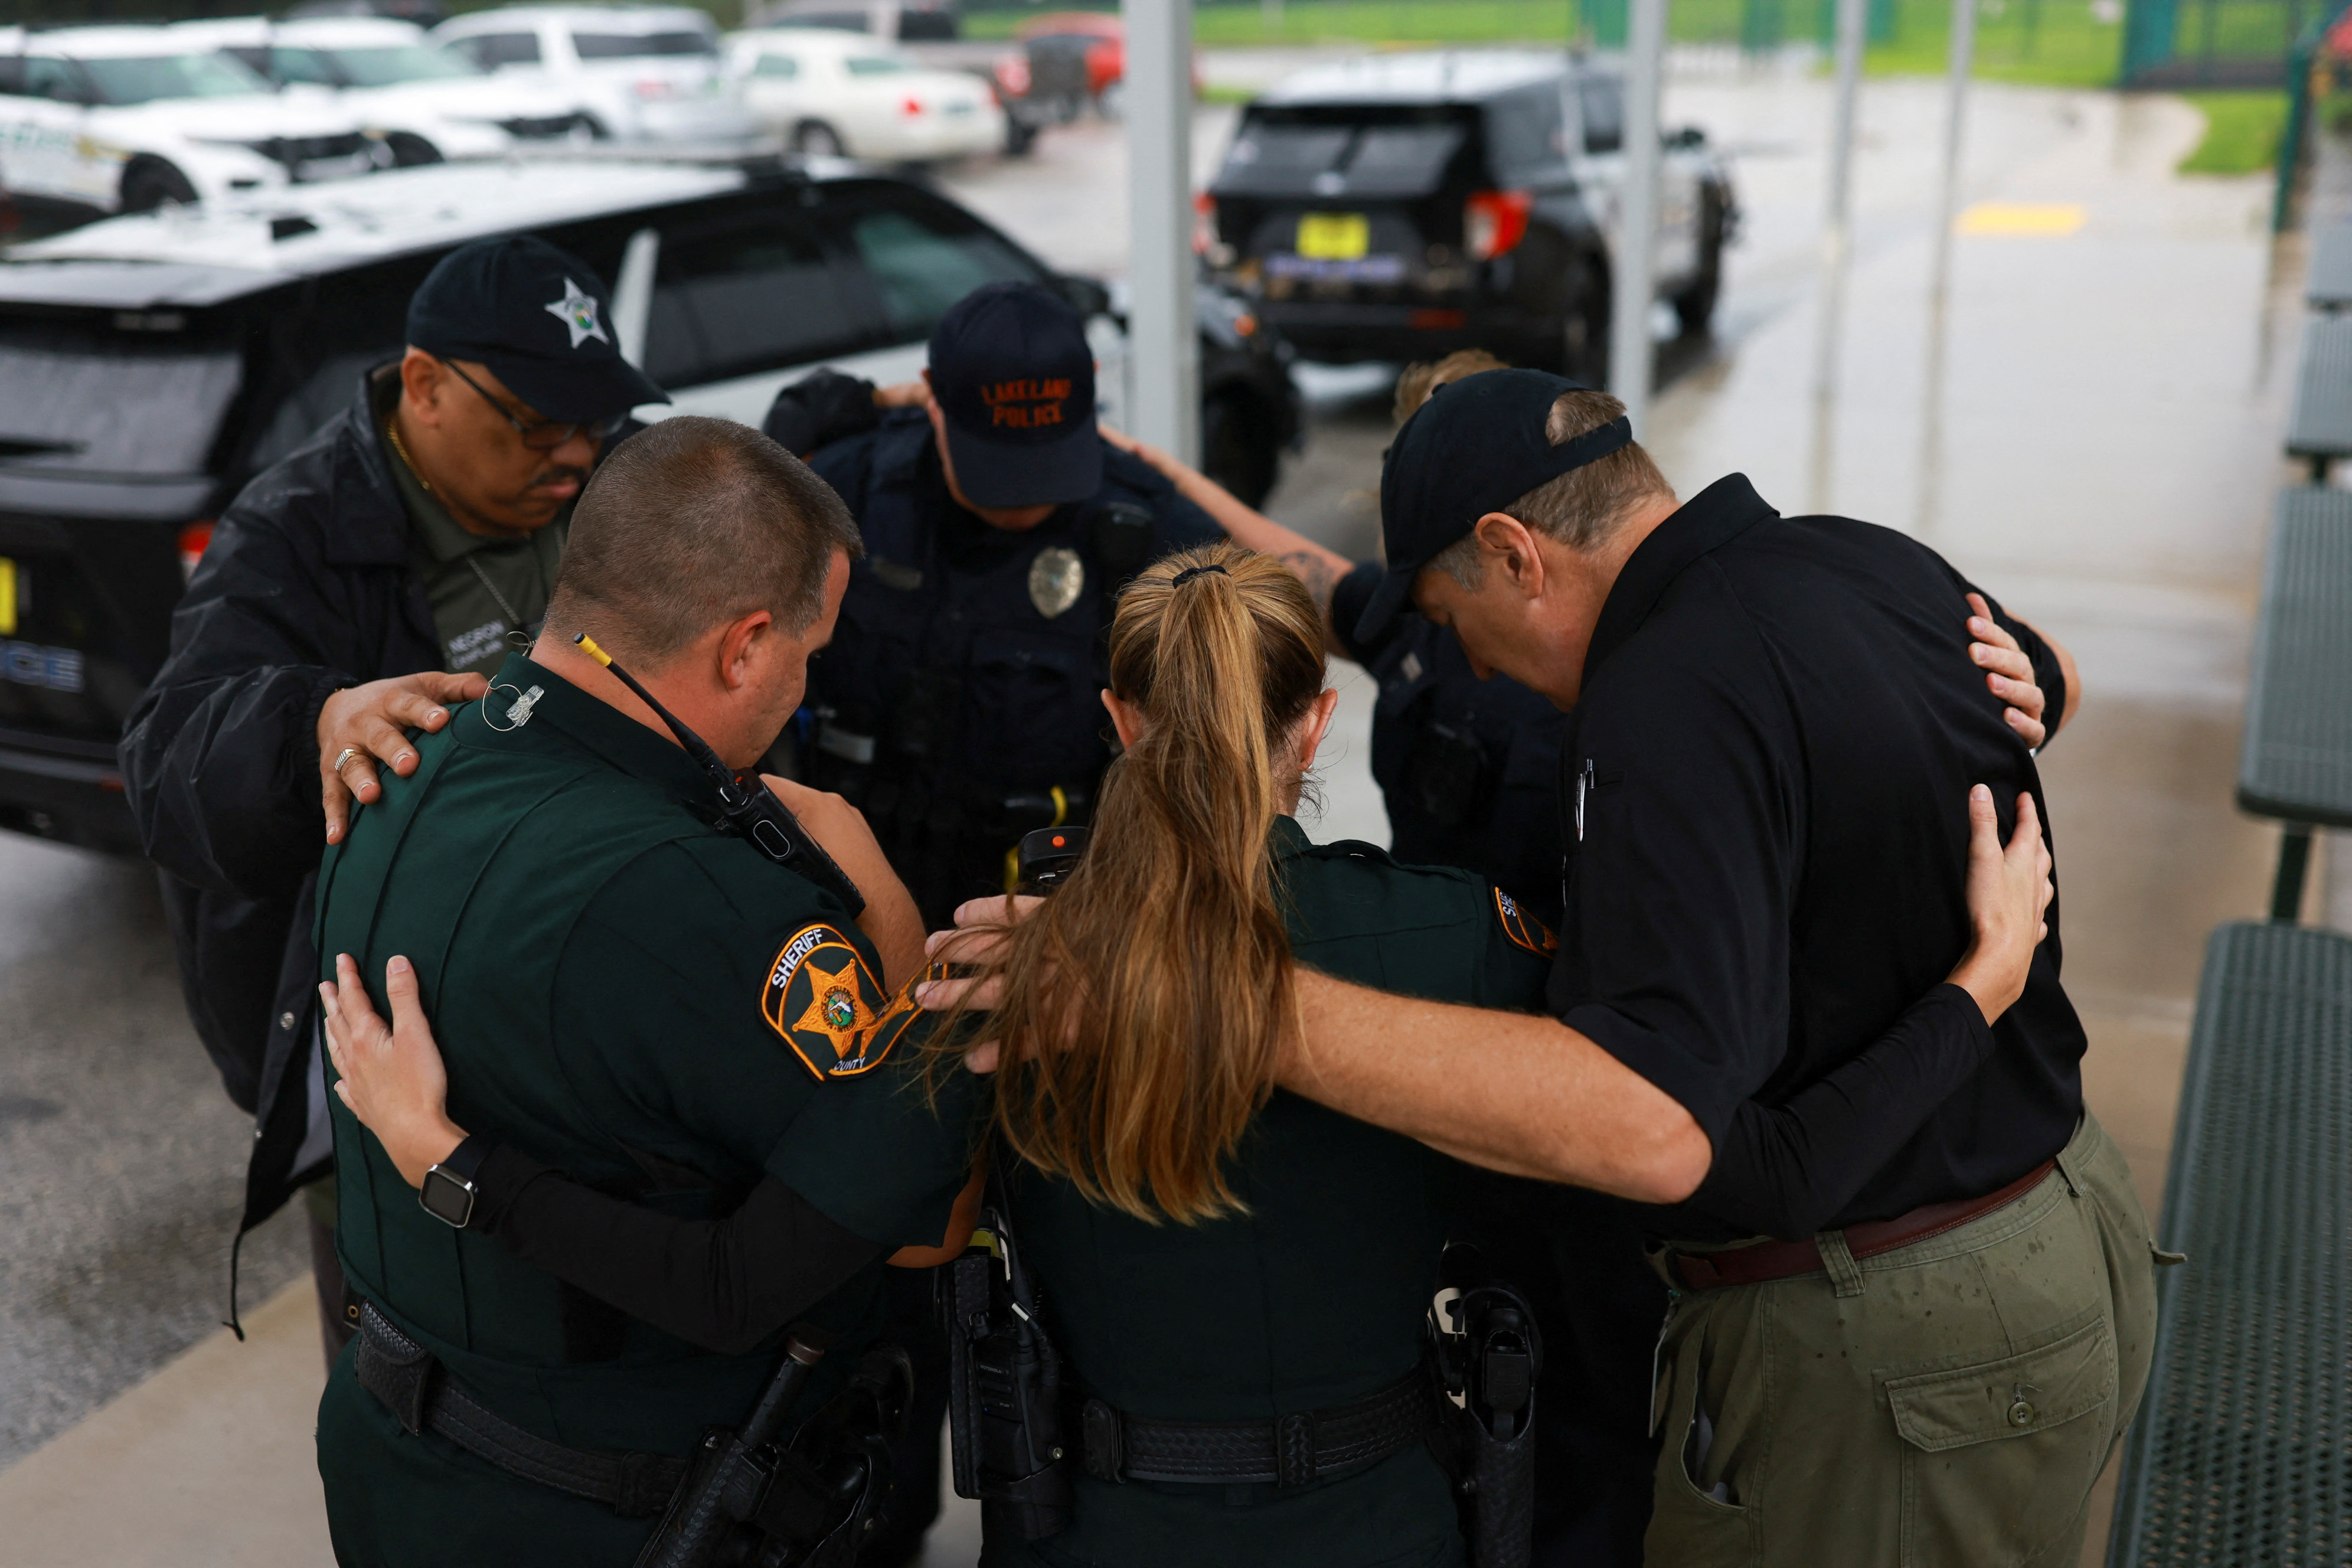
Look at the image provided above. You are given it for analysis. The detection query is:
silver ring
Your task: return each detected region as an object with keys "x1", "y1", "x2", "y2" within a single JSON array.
[{"x1": 332, "y1": 747, "x2": 362, "y2": 774}]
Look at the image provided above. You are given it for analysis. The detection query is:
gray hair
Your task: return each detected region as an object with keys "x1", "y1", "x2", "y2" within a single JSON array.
[{"x1": 1429, "y1": 388, "x2": 1672, "y2": 589}]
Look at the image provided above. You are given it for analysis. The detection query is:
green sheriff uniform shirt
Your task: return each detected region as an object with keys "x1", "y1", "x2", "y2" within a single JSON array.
[
  {"x1": 783, "y1": 816, "x2": 1559, "y2": 1568},
  {"x1": 312, "y1": 652, "x2": 967, "y2": 1568}
]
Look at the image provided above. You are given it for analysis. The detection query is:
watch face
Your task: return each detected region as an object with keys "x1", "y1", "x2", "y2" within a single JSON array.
[{"x1": 419, "y1": 1166, "x2": 475, "y2": 1229}]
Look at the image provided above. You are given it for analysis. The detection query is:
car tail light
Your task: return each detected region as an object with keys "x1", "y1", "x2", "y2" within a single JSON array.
[
  {"x1": 995, "y1": 55, "x2": 1031, "y2": 97},
  {"x1": 1193, "y1": 191, "x2": 1217, "y2": 254},
  {"x1": 178, "y1": 520, "x2": 215, "y2": 582},
  {"x1": 901, "y1": 96, "x2": 924, "y2": 116},
  {"x1": 634, "y1": 77, "x2": 674, "y2": 100},
  {"x1": 1464, "y1": 190, "x2": 1534, "y2": 261}
]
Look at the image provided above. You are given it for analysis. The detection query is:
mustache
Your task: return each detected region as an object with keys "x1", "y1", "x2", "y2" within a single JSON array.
[{"x1": 527, "y1": 465, "x2": 592, "y2": 492}]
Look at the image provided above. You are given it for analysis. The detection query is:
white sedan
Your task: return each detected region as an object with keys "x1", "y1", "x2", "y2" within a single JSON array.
[
  {"x1": 726, "y1": 28, "x2": 1002, "y2": 162},
  {"x1": 173, "y1": 15, "x2": 602, "y2": 166},
  {"x1": 0, "y1": 24, "x2": 375, "y2": 214}
]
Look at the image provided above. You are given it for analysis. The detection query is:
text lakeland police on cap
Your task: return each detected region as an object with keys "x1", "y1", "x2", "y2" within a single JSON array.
[{"x1": 984, "y1": 378, "x2": 1073, "y2": 429}]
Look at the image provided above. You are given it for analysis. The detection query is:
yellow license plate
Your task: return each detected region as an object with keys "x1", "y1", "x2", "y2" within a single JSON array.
[
  {"x1": 0, "y1": 557, "x2": 15, "y2": 637},
  {"x1": 1295, "y1": 212, "x2": 1370, "y2": 260}
]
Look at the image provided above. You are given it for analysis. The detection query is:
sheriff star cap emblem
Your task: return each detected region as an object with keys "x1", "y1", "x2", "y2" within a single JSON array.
[
  {"x1": 404, "y1": 236, "x2": 668, "y2": 425},
  {"x1": 544, "y1": 277, "x2": 610, "y2": 350}
]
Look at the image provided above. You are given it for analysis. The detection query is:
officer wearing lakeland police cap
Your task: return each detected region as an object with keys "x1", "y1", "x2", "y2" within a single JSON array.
[
  {"x1": 797, "y1": 279, "x2": 1223, "y2": 927},
  {"x1": 120, "y1": 233, "x2": 672, "y2": 1371}
]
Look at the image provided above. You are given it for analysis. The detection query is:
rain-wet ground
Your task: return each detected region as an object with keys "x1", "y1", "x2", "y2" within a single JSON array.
[{"x1": 0, "y1": 56, "x2": 2320, "y2": 1568}]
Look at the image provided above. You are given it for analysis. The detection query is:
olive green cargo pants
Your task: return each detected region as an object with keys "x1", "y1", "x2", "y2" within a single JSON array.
[{"x1": 1644, "y1": 1114, "x2": 2162, "y2": 1567}]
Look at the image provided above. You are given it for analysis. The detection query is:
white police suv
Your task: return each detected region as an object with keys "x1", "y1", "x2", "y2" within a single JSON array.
[
  {"x1": 0, "y1": 25, "x2": 377, "y2": 215},
  {"x1": 432, "y1": 6, "x2": 762, "y2": 148},
  {"x1": 172, "y1": 15, "x2": 603, "y2": 167}
]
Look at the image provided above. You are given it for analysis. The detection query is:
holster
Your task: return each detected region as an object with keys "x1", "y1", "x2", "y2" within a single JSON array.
[
  {"x1": 1432, "y1": 1246, "x2": 1544, "y2": 1568},
  {"x1": 940, "y1": 1196, "x2": 1073, "y2": 1542}
]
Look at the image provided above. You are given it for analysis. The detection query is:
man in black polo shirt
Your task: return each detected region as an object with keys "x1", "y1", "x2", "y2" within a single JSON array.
[{"x1": 1283, "y1": 370, "x2": 2159, "y2": 1566}]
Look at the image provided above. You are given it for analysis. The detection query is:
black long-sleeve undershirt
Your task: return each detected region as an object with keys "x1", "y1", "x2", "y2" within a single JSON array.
[{"x1": 468, "y1": 1145, "x2": 884, "y2": 1356}]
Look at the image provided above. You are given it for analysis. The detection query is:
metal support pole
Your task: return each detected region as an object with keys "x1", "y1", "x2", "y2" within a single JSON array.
[
  {"x1": 1609, "y1": 0, "x2": 1667, "y2": 434},
  {"x1": 1125, "y1": 0, "x2": 1198, "y2": 463},
  {"x1": 2273, "y1": 824, "x2": 2315, "y2": 922},
  {"x1": 1929, "y1": 0, "x2": 1978, "y2": 303},
  {"x1": 1812, "y1": 0, "x2": 1866, "y2": 401}
]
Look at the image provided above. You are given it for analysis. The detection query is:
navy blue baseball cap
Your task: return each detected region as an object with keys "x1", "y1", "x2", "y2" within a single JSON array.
[
  {"x1": 1354, "y1": 368, "x2": 1632, "y2": 645},
  {"x1": 405, "y1": 236, "x2": 668, "y2": 424},
  {"x1": 928, "y1": 280, "x2": 1099, "y2": 509}
]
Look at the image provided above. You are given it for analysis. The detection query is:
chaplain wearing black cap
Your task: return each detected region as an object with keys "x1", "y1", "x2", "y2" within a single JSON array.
[
  {"x1": 120, "y1": 232, "x2": 674, "y2": 1371},
  {"x1": 1218, "y1": 368, "x2": 2154, "y2": 1567}
]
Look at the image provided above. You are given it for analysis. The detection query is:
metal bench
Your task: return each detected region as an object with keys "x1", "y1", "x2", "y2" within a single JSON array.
[
  {"x1": 2103, "y1": 920, "x2": 2352, "y2": 1567},
  {"x1": 2307, "y1": 223, "x2": 2352, "y2": 312},
  {"x1": 2236, "y1": 488, "x2": 2352, "y2": 919},
  {"x1": 2285, "y1": 318, "x2": 2352, "y2": 479}
]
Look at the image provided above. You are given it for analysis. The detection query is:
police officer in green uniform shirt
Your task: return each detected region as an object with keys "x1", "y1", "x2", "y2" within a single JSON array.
[{"x1": 312, "y1": 417, "x2": 972, "y2": 1567}]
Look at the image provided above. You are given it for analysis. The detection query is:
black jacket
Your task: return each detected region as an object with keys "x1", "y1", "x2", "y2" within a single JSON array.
[{"x1": 120, "y1": 368, "x2": 442, "y2": 1241}]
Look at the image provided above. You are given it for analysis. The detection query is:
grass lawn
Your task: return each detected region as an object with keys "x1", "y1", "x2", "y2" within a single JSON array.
[
  {"x1": 962, "y1": 0, "x2": 2126, "y2": 86},
  {"x1": 2175, "y1": 89, "x2": 2289, "y2": 172}
]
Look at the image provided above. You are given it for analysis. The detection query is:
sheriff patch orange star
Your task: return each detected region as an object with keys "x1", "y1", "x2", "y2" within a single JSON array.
[
  {"x1": 1494, "y1": 888, "x2": 1559, "y2": 956},
  {"x1": 760, "y1": 923, "x2": 897, "y2": 1080}
]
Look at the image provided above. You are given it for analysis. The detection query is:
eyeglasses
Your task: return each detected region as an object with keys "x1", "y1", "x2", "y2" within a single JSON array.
[{"x1": 439, "y1": 357, "x2": 630, "y2": 451}]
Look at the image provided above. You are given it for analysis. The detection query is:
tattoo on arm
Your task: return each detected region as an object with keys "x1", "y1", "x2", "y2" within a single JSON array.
[{"x1": 1282, "y1": 550, "x2": 1342, "y2": 625}]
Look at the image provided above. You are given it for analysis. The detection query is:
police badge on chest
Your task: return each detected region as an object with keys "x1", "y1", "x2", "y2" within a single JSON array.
[{"x1": 1028, "y1": 547, "x2": 1085, "y2": 619}]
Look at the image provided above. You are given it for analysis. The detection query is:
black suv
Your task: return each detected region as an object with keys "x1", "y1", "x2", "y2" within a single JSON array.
[
  {"x1": 0, "y1": 158, "x2": 1299, "y2": 853},
  {"x1": 1202, "y1": 50, "x2": 1734, "y2": 378}
]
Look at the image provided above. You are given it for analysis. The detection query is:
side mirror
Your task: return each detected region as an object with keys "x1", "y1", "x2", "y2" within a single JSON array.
[
  {"x1": 1055, "y1": 273, "x2": 1111, "y2": 319},
  {"x1": 1667, "y1": 125, "x2": 1707, "y2": 149}
]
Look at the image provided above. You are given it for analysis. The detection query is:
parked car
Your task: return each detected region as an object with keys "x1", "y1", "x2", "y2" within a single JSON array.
[
  {"x1": 0, "y1": 156, "x2": 1298, "y2": 852},
  {"x1": 1201, "y1": 50, "x2": 1736, "y2": 378},
  {"x1": 743, "y1": 0, "x2": 962, "y2": 42},
  {"x1": 431, "y1": 5, "x2": 760, "y2": 147},
  {"x1": 724, "y1": 28, "x2": 1002, "y2": 162},
  {"x1": 174, "y1": 15, "x2": 603, "y2": 166},
  {"x1": 1014, "y1": 12, "x2": 1128, "y2": 115},
  {"x1": 0, "y1": 24, "x2": 378, "y2": 216}
]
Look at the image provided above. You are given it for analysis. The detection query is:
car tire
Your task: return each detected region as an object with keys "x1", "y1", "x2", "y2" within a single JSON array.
[
  {"x1": 1674, "y1": 185, "x2": 1727, "y2": 337},
  {"x1": 1200, "y1": 387, "x2": 1281, "y2": 510},
  {"x1": 385, "y1": 133, "x2": 443, "y2": 168},
  {"x1": 1004, "y1": 116, "x2": 1038, "y2": 157},
  {"x1": 792, "y1": 121, "x2": 847, "y2": 158},
  {"x1": 119, "y1": 158, "x2": 198, "y2": 214}
]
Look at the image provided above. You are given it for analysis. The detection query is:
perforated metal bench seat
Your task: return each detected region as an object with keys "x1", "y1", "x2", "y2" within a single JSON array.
[
  {"x1": 2240, "y1": 488, "x2": 2352, "y2": 829},
  {"x1": 2308, "y1": 224, "x2": 2352, "y2": 312},
  {"x1": 2103, "y1": 922, "x2": 2352, "y2": 1568},
  {"x1": 2286, "y1": 318, "x2": 2352, "y2": 470}
]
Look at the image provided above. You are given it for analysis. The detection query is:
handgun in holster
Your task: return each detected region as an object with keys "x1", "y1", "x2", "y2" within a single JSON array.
[
  {"x1": 634, "y1": 1331, "x2": 914, "y2": 1568},
  {"x1": 1430, "y1": 1243, "x2": 1544, "y2": 1568},
  {"x1": 939, "y1": 1177, "x2": 1074, "y2": 1543}
]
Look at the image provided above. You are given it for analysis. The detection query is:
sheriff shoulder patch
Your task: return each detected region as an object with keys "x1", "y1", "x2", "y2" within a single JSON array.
[
  {"x1": 1494, "y1": 888, "x2": 1559, "y2": 956},
  {"x1": 760, "y1": 922, "x2": 907, "y2": 1080}
]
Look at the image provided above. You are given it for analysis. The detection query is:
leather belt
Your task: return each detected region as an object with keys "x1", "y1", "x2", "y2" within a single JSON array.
[
  {"x1": 1665, "y1": 1158, "x2": 2059, "y2": 1292},
  {"x1": 353, "y1": 1301, "x2": 688, "y2": 1517},
  {"x1": 1071, "y1": 1366, "x2": 1440, "y2": 1488}
]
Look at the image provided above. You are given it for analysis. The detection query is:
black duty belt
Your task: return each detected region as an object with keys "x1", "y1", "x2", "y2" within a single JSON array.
[
  {"x1": 354, "y1": 1301, "x2": 688, "y2": 1517},
  {"x1": 1070, "y1": 1366, "x2": 1440, "y2": 1488}
]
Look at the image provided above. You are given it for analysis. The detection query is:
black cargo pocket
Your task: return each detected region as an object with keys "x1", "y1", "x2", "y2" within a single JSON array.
[
  {"x1": 966, "y1": 627, "x2": 1099, "y2": 782},
  {"x1": 1887, "y1": 1315, "x2": 2117, "y2": 1567}
]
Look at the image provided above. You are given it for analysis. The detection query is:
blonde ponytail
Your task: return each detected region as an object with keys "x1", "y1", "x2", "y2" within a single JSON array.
[{"x1": 937, "y1": 543, "x2": 1327, "y2": 1223}]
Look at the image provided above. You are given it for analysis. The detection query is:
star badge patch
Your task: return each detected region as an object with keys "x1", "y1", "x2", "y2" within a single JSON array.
[
  {"x1": 544, "y1": 277, "x2": 609, "y2": 350},
  {"x1": 761, "y1": 923, "x2": 906, "y2": 1079},
  {"x1": 1494, "y1": 888, "x2": 1559, "y2": 956}
]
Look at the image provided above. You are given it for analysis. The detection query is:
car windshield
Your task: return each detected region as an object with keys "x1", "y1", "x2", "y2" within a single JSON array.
[
  {"x1": 571, "y1": 30, "x2": 716, "y2": 58},
  {"x1": 844, "y1": 54, "x2": 909, "y2": 76},
  {"x1": 0, "y1": 319, "x2": 242, "y2": 478},
  {"x1": 78, "y1": 51, "x2": 267, "y2": 104},
  {"x1": 325, "y1": 44, "x2": 482, "y2": 86}
]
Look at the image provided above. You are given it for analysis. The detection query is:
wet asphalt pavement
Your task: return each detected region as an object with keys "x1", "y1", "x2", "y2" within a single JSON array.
[{"x1": 0, "y1": 59, "x2": 2309, "y2": 1564}]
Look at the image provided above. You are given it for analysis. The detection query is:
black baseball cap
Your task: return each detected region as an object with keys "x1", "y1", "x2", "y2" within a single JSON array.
[
  {"x1": 928, "y1": 280, "x2": 1099, "y2": 509},
  {"x1": 1354, "y1": 368, "x2": 1632, "y2": 645},
  {"x1": 404, "y1": 236, "x2": 668, "y2": 424}
]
